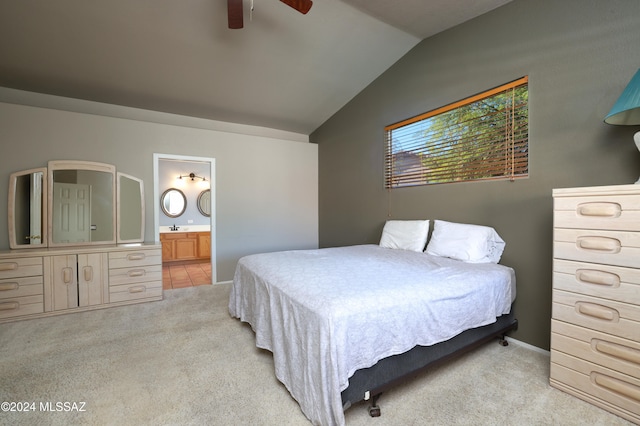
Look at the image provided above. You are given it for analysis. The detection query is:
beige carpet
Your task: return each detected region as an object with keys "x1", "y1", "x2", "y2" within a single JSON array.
[{"x1": 0, "y1": 284, "x2": 632, "y2": 425}]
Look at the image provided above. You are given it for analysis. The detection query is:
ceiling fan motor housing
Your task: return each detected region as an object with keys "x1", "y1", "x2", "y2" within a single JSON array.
[{"x1": 228, "y1": 0, "x2": 313, "y2": 29}]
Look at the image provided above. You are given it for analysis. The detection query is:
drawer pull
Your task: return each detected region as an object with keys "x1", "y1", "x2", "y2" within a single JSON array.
[
  {"x1": 576, "y1": 236, "x2": 621, "y2": 253},
  {"x1": 593, "y1": 339, "x2": 640, "y2": 366},
  {"x1": 83, "y1": 266, "x2": 93, "y2": 283},
  {"x1": 576, "y1": 302, "x2": 619, "y2": 322},
  {"x1": 0, "y1": 262, "x2": 18, "y2": 272},
  {"x1": 127, "y1": 253, "x2": 146, "y2": 261},
  {"x1": 576, "y1": 269, "x2": 620, "y2": 287},
  {"x1": 129, "y1": 286, "x2": 146, "y2": 294},
  {"x1": 0, "y1": 301, "x2": 19, "y2": 311},
  {"x1": 127, "y1": 269, "x2": 146, "y2": 278},
  {"x1": 0, "y1": 282, "x2": 19, "y2": 291},
  {"x1": 591, "y1": 372, "x2": 640, "y2": 402},
  {"x1": 62, "y1": 267, "x2": 73, "y2": 284},
  {"x1": 577, "y1": 202, "x2": 621, "y2": 218}
]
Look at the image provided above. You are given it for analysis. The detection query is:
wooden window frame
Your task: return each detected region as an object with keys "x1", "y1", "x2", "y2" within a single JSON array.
[{"x1": 384, "y1": 76, "x2": 529, "y2": 188}]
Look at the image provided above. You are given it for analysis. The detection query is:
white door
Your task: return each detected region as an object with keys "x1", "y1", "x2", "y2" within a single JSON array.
[{"x1": 52, "y1": 182, "x2": 91, "y2": 243}]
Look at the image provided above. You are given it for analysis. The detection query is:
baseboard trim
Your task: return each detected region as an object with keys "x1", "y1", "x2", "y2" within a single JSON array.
[{"x1": 505, "y1": 336, "x2": 550, "y2": 355}]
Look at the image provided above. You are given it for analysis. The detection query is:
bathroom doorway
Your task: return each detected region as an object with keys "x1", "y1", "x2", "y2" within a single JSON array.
[{"x1": 153, "y1": 153, "x2": 216, "y2": 289}]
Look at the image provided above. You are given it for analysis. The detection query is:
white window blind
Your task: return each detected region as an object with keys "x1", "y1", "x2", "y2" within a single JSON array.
[{"x1": 385, "y1": 76, "x2": 529, "y2": 188}]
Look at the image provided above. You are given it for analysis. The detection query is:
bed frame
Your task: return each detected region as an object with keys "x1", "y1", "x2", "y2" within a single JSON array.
[{"x1": 341, "y1": 310, "x2": 518, "y2": 417}]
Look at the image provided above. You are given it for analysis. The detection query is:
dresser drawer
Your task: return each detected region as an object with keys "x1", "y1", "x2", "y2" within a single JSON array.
[
  {"x1": 552, "y1": 290, "x2": 640, "y2": 341},
  {"x1": 0, "y1": 294, "x2": 44, "y2": 319},
  {"x1": 0, "y1": 257, "x2": 43, "y2": 279},
  {"x1": 550, "y1": 353, "x2": 640, "y2": 421},
  {"x1": 554, "y1": 259, "x2": 640, "y2": 305},
  {"x1": 554, "y1": 228, "x2": 640, "y2": 268},
  {"x1": 554, "y1": 194, "x2": 640, "y2": 232},
  {"x1": 0, "y1": 276, "x2": 44, "y2": 300},
  {"x1": 109, "y1": 265, "x2": 162, "y2": 286},
  {"x1": 551, "y1": 320, "x2": 640, "y2": 380},
  {"x1": 109, "y1": 281, "x2": 162, "y2": 303},
  {"x1": 108, "y1": 249, "x2": 161, "y2": 269}
]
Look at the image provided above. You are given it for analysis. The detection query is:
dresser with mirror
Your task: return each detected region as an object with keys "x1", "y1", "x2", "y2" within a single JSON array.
[{"x1": 1, "y1": 160, "x2": 162, "y2": 323}]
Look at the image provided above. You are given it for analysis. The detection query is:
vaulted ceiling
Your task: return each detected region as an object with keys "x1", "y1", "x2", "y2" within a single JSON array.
[{"x1": 0, "y1": 0, "x2": 511, "y2": 135}]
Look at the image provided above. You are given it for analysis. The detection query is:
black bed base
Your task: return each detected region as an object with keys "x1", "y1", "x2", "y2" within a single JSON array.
[{"x1": 341, "y1": 311, "x2": 518, "y2": 417}]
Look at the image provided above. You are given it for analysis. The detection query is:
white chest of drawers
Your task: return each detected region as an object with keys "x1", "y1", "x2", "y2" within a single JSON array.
[
  {"x1": 108, "y1": 248, "x2": 163, "y2": 303},
  {"x1": 0, "y1": 243, "x2": 163, "y2": 323},
  {"x1": 0, "y1": 257, "x2": 45, "y2": 319},
  {"x1": 551, "y1": 184, "x2": 640, "y2": 424}
]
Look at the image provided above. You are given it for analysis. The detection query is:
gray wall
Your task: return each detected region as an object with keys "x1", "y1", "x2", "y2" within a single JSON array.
[
  {"x1": 311, "y1": 0, "x2": 640, "y2": 350},
  {"x1": 0, "y1": 99, "x2": 318, "y2": 282}
]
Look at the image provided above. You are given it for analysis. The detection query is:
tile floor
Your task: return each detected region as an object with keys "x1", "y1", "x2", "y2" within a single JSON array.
[{"x1": 162, "y1": 260, "x2": 212, "y2": 290}]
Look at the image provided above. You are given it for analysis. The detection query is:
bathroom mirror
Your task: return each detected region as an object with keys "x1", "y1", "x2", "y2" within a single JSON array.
[
  {"x1": 197, "y1": 189, "x2": 211, "y2": 217},
  {"x1": 161, "y1": 188, "x2": 186, "y2": 218},
  {"x1": 48, "y1": 160, "x2": 116, "y2": 246},
  {"x1": 117, "y1": 172, "x2": 145, "y2": 243},
  {"x1": 8, "y1": 167, "x2": 48, "y2": 249}
]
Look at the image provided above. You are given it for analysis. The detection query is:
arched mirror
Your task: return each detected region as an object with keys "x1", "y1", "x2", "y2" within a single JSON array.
[
  {"x1": 197, "y1": 189, "x2": 211, "y2": 217},
  {"x1": 161, "y1": 188, "x2": 186, "y2": 218}
]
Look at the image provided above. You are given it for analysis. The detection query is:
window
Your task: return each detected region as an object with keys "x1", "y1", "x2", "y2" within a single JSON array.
[{"x1": 384, "y1": 76, "x2": 528, "y2": 188}]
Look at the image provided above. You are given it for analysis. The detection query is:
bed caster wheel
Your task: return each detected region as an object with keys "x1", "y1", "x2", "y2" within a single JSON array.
[
  {"x1": 369, "y1": 405, "x2": 381, "y2": 417},
  {"x1": 498, "y1": 338, "x2": 508, "y2": 346}
]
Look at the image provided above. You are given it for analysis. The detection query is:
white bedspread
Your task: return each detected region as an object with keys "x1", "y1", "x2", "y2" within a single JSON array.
[{"x1": 229, "y1": 245, "x2": 516, "y2": 426}]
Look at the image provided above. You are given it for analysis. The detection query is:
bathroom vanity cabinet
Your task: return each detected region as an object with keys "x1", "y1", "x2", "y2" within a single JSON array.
[{"x1": 160, "y1": 232, "x2": 211, "y2": 262}]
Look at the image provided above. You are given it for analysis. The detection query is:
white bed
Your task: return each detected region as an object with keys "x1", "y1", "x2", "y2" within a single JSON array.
[{"x1": 229, "y1": 243, "x2": 516, "y2": 426}]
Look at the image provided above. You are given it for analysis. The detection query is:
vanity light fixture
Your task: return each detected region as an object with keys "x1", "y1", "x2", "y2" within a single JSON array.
[{"x1": 178, "y1": 172, "x2": 206, "y2": 182}]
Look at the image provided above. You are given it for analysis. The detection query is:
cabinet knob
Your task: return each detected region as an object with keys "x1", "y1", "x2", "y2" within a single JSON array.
[
  {"x1": 576, "y1": 202, "x2": 621, "y2": 218},
  {"x1": 593, "y1": 339, "x2": 640, "y2": 366},
  {"x1": 576, "y1": 302, "x2": 618, "y2": 322},
  {"x1": 575, "y1": 269, "x2": 620, "y2": 287},
  {"x1": 0, "y1": 282, "x2": 19, "y2": 291},
  {"x1": 0, "y1": 262, "x2": 18, "y2": 272},
  {"x1": 591, "y1": 372, "x2": 640, "y2": 403},
  {"x1": 0, "y1": 301, "x2": 19, "y2": 311},
  {"x1": 83, "y1": 266, "x2": 93, "y2": 283},
  {"x1": 62, "y1": 267, "x2": 73, "y2": 284},
  {"x1": 576, "y1": 236, "x2": 621, "y2": 253}
]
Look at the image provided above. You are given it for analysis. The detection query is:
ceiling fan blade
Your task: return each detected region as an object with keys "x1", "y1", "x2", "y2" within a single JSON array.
[
  {"x1": 280, "y1": 0, "x2": 312, "y2": 15},
  {"x1": 228, "y1": 0, "x2": 243, "y2": 29}
]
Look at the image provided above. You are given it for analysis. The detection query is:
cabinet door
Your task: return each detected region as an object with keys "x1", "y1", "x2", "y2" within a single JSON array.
[
  {"x1": 161, "y1": 239, "x2": 174, "y2": 261},
  {"x1": 78, "y1": 253, "x2": 108, "y2": 307},
  {"x1": 160, "y1": 232, "x2": 202, "y2": 262},
  {"x1": 175, "y1": 237, "x2": 197, "y2": 260},
  {"x1": 45, "y1": 255, "x2": 78, "y2": 311},
  {"x1": 198, "y1": 233, "x2": 211, "y2": 259}
]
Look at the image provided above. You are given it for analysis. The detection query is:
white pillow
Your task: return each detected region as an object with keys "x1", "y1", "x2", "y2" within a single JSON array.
[
  {"x1": 425, "y1": 220, "x2": 505, "y2": 263},
  {"x1": 379, "y1": 220, "x2": 430, "y2": 252}
]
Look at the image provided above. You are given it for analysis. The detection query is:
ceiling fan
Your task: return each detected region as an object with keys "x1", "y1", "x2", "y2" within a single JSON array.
[{"x1": 228, "y1": 0, "x2": 313, "y2": 29}]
